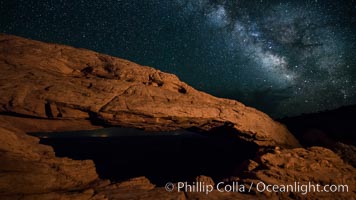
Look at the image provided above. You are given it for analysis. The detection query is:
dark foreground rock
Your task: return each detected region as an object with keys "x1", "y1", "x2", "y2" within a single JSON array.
[
  {"x1": 278, "y1": 105, "x2": 356, "y2": 168},
  {"x1": 235, "y1": 147, "x2": 356, "y2": 199},
  {"x1": 0, "y1": 118, "x2": 99, "y2": 199},
  {"x1": 0, "y1": 34, "x2": 354, "y2": 199}
]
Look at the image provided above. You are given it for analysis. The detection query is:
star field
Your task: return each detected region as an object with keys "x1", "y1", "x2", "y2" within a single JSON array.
[{"x1": 1, "y1": 0, "x2": 355, "y2": 117}]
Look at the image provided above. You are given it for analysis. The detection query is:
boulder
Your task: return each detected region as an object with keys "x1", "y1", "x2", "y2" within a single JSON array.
[
  {"x1": 236, "y1": 147, "x2": 356, "y2": 199},
  {"x1": 0, "y1": 119, "x2": 98, "y2": 196}
]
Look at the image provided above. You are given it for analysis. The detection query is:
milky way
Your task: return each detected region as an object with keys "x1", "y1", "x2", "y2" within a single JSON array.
[{"x1": 1, "y1": 0, "x2": 355, "y2": 117}]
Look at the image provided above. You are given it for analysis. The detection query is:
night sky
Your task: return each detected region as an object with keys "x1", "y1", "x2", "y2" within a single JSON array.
[{"x1": 1, "y1": 0, "x2": 355, "y2": 117}]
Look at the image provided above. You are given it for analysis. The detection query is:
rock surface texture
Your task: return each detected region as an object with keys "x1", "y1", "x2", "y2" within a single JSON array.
[
  {"x1": 0, "y1": 34, "x2": 299, "y2": 148},
  {"x1": 235, "y1": 147, "x2": 356, "y2": 200},
  {"x1": 0, "y1": 118, "x2": 100, "y2": 200},
  {"x1": 0, "y1": 34, "x2": 355, "y2": 199}
]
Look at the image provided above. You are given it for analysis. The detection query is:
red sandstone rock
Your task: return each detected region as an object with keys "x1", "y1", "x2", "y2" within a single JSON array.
[
  {"x1": 0, "y1": 119, "x2": 99, "y2": 197},
  {"x1": 236, "y1": 147, "x2": 356, "y2": 199},
  {"x1": 0, "y1": 34, "x2": 299, "y2": 148},
  {"x1": 1, "y1": 34, "x2": 354, "y2": 200}
]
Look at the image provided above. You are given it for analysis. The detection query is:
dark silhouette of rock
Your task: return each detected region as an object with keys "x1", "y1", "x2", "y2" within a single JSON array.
[
  {"x1": 278, "y1": 105, "x2": 356, "y2": 167},
  {"x1": 278, "y1": 105, "x2": 356, "y2": 146}
]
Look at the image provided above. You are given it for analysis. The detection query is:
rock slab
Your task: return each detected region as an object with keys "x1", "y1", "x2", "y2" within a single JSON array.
[{"x1": 0, "y1": 34, "x2": 299, "y2": 148}]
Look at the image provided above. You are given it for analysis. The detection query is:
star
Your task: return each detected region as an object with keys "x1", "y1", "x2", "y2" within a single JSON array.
[{"x1": 0, "y1": 0, "x2": 354, "y2": 117}]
